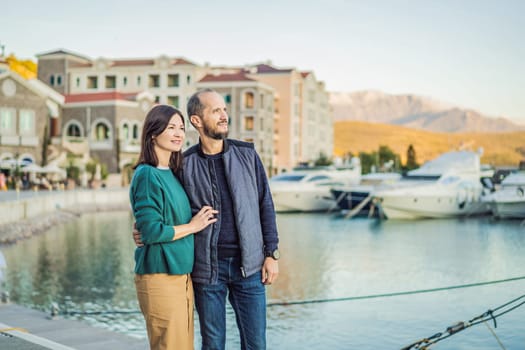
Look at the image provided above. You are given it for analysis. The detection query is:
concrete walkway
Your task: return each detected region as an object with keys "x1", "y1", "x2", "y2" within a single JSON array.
[{"x1": 0, "y1": 303, "x2": 148, "y2": 350}]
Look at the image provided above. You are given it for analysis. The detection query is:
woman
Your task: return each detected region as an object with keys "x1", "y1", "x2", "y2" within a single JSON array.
[{"x1": 130, "y1": 105, "x2": 217, "y2": 349}]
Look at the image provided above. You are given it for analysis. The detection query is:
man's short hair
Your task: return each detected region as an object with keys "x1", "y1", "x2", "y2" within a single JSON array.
[{"x1": 187, "y1": 88, "x2": 216, "y2": 118}]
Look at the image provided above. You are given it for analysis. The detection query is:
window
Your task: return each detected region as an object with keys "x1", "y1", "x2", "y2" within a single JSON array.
[
  {"x1": 87, "y1": 76, "x2": 98, "y2": 89},
  {"x1": 167, "y1": 95, "x2": 179, "y2": 107},
  {"x1": 76, "y1": 77, "x2": 80, "y2": 87},
  {"x1": 155, "y1": 96, "x2": 160, "y2": 103},
  {"x1": 167, "y1": 74, "x2": 179, "y2": 87},
  {"x1": 137, "y1": 76, "x2": 141, "y2": 86},
  {"x1": 244, "y1": 116, "x2": 254, "y2": 131},
  {"x1": 121, "y1": 123, "x2": 129, "y2": 140},
  {"x1": 0, "y1": 108, "x2": 15, "y2": 134},
  {"x1": 105, "y1": 76, "x2": 116, "y2": 89},
  {"x1": 49, "y1": 75, "x2": 55, "y2": 86},
  {"x1": 148, "y1": 74, "x2": 160, "y2": 88},
  {"x1": 224, "y1": 94, "x2": 231, "y2": 103},
  {"x1": 244, "y1": 92, "x2": 254, "y2": 109},
  {"x1": 93, "y1": 122, "x2": 110, "y2": 141},
  {"x1": 67, "y1": 123, "x2": 81, "y2": 137},
  {"x1": 19, "y1": 109, "x2": 35, "y2": 135},
  {"x1": 132, "y1": 124, "x2": 139, "y2": 139},
  {"x1": 186, "y1": 75, "x2": 191, "y2": 84},
  {"x1": 56, "y1": 75, "x2": 63, "y2": 86},
  {"x1": 123, "y1": 76, "x2": 128, "y2": 86}
]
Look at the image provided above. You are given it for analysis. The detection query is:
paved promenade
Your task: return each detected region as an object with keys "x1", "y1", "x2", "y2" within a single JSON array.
[{"x1": 0, "y1": 303, "x2": 148, "y2": 350}]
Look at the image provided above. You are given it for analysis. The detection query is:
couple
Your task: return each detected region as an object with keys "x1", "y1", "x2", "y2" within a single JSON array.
[{"x1": 129, "y1": 89, "x2": 280, "y2": 350}]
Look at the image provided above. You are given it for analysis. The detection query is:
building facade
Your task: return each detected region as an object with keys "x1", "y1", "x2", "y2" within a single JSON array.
[
  {"x1": 196, "y1": 72, "x2": 276, "y2": 173},
  {"x1": 244, "y1": 64, "x2": 333, "y2": 172},
  {"x1": 0, "y1": 57, "x2": 64, "y2": 170},
  {"x1": 35, "y1": 50, "x2": 332, "y2": 177}
]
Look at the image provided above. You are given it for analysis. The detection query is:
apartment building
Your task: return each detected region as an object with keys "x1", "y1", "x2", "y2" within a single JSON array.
[
  {"x1": 242, "y1": 64, "x2": 332, "y2": 172},
  {"x1": 0, "y1": 57, "x2": 64, "y2": 170},
  {"x1": 36, "y1": 49, "x2": 204, "y2": 172},
  {"x1": 61, "y1": 91, "x2": 154, "y2": 172},
  {"x1": 196, "y1": 71, "x2": 276, "y2": 173},
  {"x1": 36, "y1": 49, "x2": 331, "y2": 176},
  {"x1": 299, "y1": 71, "x2": 332, "y2": 164}
]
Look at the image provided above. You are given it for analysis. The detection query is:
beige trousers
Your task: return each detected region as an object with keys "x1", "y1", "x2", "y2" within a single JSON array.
[{"x1": 135, "y1": 273, "x2": 194, "y2": 350}]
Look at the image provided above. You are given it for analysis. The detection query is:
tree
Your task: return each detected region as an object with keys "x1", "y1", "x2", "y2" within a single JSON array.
[
  {"x1": 406, "y1": 144, "x2": 419, "y2": 170},
  {"x1": 358, "y1": 145, "x2": 401, "y2": 173},
  {"x1": 359, "y1": 151, "x2": 377, "y2": 174},
  {"x1": 314, "y1": 152, "x2": 332, "y2": 166}
]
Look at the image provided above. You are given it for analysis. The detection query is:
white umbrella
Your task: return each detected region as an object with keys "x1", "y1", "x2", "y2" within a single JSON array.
[
  {"x1": 0, "y1": 159, "x2": 26, "y2": 169},
  {"x1": 42, "y1": 163, "x2": 67, "y2": 179},
  {"x1": 21, "y1": 163, "x2": 45, "y2": 173}
]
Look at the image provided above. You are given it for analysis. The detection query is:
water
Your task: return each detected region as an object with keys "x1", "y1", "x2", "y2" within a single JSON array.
[{"x1": 1, "y1": 211, "x2": 524, "y2": 349}]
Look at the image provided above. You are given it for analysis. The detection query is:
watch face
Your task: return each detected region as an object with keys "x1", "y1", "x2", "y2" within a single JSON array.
[{"x1": 273, "y1": 249, "x2": 280, "y2": 260}]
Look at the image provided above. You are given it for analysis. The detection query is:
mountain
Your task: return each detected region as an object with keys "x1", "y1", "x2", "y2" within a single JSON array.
[
  {"x1": 334, "y1": 120, "x2": 525, "y2": 166},
  {"x1": 330, "y1": 91, "x2": 524, "y2": 133}
]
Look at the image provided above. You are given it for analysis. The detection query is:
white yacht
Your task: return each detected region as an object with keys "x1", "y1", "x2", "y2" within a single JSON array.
[
  {"x1": 373, "y1": 151, "x2": 492, "y2": 219},
  {"x1": 483, "y1": 172, "x2": 525, "y2": 219},
  {"x1": 270, "y1": 160, "x2": 361, "y2": 212}
]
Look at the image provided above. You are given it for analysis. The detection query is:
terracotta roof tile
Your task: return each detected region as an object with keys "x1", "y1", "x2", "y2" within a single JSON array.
[
  {"x1": 172, "y1": 58, "x2": 196, "y2": 66},
  {"x1": 199, "y1": 72, "x2": 256, "y2": 82},
  {"x1": 252, "y1": 64, "x2": 293, "y2": 74}
]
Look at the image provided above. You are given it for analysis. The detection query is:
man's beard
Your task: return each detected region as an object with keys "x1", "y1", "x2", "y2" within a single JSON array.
[{"x1": 203, "y1": 123, "x2": 228, "y2": 140}]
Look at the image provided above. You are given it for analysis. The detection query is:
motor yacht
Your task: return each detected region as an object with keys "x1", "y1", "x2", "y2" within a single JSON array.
[
  {"x1": 372, "y1": 151, "x2": 492, "y2": 219},
  {"x1": 270, "y1": 161, "x2": 361, "y2": 212},
  {"x1": 482, "y1": 172, "x2": 525, "y2": 219}
]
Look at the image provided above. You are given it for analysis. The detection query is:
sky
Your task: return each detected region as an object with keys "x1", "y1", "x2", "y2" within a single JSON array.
[{"x1": 2, "y1": 0, "x2": 524, "y2": 123}]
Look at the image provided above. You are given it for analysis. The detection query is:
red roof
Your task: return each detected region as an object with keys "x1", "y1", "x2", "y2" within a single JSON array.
[
  {"x1": 301, "y1": 71, "x2": 311, "y2": 78},
  {"x1": 173, "y1": 58, "x2": 196, "y2": 66},
  {"x1": 64, "y1": 91, "x2": 139, "y2": 103},
  {"x1": 251, "y1": 64, "x2": 293, "y2": 74},
  {"x1": 199, "y1": 72, "x2": 256, "y2": 82}
]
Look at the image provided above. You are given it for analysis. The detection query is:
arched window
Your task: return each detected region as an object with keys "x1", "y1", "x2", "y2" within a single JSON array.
[
  {"x1": 93, "y1": 122, "x2": 110, "y2": 141},
  {"x1": 64, "y1": 120, "x2": 84, "y2": 138},
  {"x1": 121, "y1": 123, "x2": 129, "y2": 140},
  {"x1": 49, "y1": 75, "x2": 55, "y2": 86},
  {"x1": 67, "y1": 124, "x2": 81, "y2": 137}
]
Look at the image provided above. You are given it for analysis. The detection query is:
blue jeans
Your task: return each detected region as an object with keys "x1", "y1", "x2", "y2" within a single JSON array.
[{"x1": 193, "y1": 256, "x2": 266, "y2": 350}]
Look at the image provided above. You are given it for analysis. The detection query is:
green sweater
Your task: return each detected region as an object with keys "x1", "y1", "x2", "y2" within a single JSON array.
[{"x1": 129, "y1": 164, "x2": 193, "y2": 275}]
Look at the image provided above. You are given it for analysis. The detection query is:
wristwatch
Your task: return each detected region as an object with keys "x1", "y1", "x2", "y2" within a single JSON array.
[{"x1": 264, "y1": 248, "x2": 280, "y2": 260}]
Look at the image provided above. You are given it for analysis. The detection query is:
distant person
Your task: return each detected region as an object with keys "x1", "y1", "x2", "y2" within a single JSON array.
[
  {"x1": 0, "y1": 173, "x2": 6, "y2": 191},
  {"x1": 130, "y1": 105, "x2": 218, "y2": 350},
  {"x1": 135, "y1": 89, "x2": 280, "y2": 350}
]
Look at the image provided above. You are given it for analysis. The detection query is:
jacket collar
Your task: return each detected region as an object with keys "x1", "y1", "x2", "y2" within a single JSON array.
[{"x1": 196, "y1": 138, "x2": 229, "y2": 158}]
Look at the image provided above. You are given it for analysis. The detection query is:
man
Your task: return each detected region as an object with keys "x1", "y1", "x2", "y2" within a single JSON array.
[{"x1": 135, "y1": 88, "x2": 279, "y2": 350}]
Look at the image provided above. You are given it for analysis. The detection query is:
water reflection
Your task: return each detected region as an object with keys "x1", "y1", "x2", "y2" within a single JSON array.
[{"x1": 2, "y1": 211, "x2": 525, "y2": 349}]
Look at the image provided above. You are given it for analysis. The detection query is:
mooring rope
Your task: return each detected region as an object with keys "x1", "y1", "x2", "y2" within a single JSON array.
[
  {"x1": 401, "y1": 294, "x2": 525, "y2": 349},
  {"x1": 266, "y1": 275, "x2": 525, "y2": 307},
  {"x1": 56, "y1": 275, "x2": 525, "y2": 315}
]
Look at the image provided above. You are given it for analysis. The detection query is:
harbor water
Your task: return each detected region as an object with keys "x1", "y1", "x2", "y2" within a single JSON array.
[{"x1": 1, "y1": 211, "x2": 524, "y2": 349}]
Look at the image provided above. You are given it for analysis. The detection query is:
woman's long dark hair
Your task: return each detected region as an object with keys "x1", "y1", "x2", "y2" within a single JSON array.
[{"x1": 133, "y1": 105, "x2": 185, "y2": 173}]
